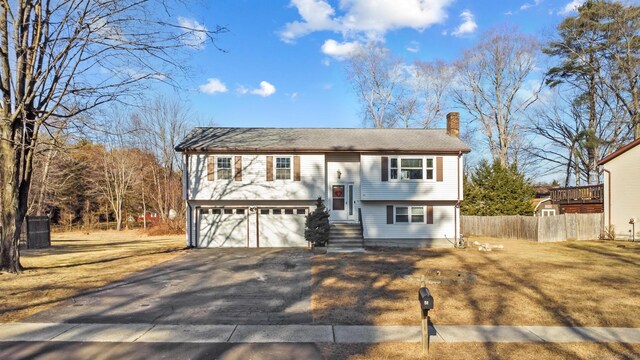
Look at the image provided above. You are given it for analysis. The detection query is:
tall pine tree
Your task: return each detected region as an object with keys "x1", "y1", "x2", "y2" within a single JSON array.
[{"x1": 462, "y1": 160, "x2": 534, "y2": 216}]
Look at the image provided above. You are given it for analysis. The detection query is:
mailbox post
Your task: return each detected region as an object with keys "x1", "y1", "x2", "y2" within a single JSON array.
[{"x1": 418, "y1": 287, "x2": 434, "y2": 352}]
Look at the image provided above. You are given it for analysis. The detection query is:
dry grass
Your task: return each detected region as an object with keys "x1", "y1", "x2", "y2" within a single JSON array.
[
  {"x1": 0, "y1": 230, "x2": 185, "y2": 322},
  {"x1": 312, "y1": 239, "x2": 640, "y2": 327},
  {"x1": 319, "y1": 342, "x2": 640, "y2": 360}
]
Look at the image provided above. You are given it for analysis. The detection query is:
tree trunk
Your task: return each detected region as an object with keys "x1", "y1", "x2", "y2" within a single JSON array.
[{"x1": 0, "y1": 126, "x2": 23, "y2": 273}]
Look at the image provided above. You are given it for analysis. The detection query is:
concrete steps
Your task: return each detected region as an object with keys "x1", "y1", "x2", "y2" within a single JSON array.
[{"x1": 329, "y1": 223, "x2": 363, "y2": 249}]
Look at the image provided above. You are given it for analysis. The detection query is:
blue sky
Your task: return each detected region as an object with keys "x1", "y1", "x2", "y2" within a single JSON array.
[{"x1": 161, "y1": 0, "x2": 588, "y2": 128}]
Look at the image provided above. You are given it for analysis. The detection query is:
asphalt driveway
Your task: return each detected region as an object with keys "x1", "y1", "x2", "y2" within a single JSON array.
[{"x1": 26, "y1": 249, "x2": 312, "y2": 325}]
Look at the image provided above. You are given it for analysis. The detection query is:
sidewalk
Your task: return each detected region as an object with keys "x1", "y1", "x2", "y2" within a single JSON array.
[{"x1": 1, "y1": 323, "x2": 639, "y2": 344}]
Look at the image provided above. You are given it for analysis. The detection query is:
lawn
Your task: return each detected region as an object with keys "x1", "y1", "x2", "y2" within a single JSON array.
[
  {"x1": 0, "y1": 230, "x2": 185, "y2": 322},
  {"x1": 319, "y1": 342, "x2": 640, "y2": 360},
  {"x1": 312, "y1": 239, "x2": 640, "y2": 327}
]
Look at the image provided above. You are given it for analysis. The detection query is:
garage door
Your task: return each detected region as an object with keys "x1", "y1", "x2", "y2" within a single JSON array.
[
  {"x1": 259, "y1": 208, "x2": 307, "y2": 247},
  {"x1": 198, "y1": 208, "x2": 247, "y2": 247}
]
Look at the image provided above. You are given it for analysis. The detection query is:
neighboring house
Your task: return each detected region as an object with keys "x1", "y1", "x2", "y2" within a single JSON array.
[
  {"x1": 532, "y1": 185, "x2": 559, "y2": 216},
  {"x1": 598, "y1": 138, "x2": 640, "y2": 240},
  {"x1": 533, "y1": 198, "x2": 559, "y2": 217},
  {"x1": 549, "y1": 185, "x2": 604, "y2": 214},
  {"x1": 175, "y1": 112, "x2": 470, "y2": 248}
]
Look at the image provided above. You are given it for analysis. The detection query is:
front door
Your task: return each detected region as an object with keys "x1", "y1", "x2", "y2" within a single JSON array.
[{"x1": 331, "y1": 183, "x2": 355, "y2": 221}]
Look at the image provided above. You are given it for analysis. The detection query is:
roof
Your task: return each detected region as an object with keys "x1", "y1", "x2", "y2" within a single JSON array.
[
  {"x1": 597, "y1": 137, "x2": 640, "y2": 165},
  {"x1": 175, "y1": 127, "x2": 471, "y2": 153}
]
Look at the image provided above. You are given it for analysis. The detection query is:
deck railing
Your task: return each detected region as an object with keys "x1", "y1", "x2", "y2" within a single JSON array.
[{"x1": 550, "y1": 184, "x2": 604, "y2": 204}]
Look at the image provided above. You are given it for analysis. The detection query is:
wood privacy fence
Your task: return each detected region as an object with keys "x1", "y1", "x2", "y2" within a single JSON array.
[{"x1": 461, "y1": 213, "x2": 603, "y2": 242}]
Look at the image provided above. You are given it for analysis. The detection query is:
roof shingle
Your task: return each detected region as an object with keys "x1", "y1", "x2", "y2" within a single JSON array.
[{"x1": 175, "y1": 127, "x2": 471, "y2": 153}]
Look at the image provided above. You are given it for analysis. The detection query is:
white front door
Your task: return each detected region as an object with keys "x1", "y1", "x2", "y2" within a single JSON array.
[{"x1": 330, "y1": 183, "x2": 356, "y2": 222}]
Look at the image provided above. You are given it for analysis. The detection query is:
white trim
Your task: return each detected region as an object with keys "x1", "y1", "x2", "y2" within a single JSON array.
[
  {"x1": 389, "y1": 156, "x2": 435, "y2": 182},
  {"x1": 394, "y1": 205, "x2": 426, "y2": 224},
  {"x1": 273, "y1": 155, "x2": 293, "y2": 181},
  {"x1": 216, "y1": 156, "x2": 234, "y2": 180},
  {"x1": 541, "y1": 209, "x2": 556, "y2": 217}
]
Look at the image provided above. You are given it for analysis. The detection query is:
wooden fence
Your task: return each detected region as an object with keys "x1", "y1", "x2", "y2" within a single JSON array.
[{"x1": 461, "y1": 213, "x2": 603, "y2": 242}]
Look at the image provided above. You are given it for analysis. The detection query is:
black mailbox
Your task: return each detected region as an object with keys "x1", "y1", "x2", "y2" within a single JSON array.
[{"x1": 419, "y1": 287, "x2": 434, "y2": 310}]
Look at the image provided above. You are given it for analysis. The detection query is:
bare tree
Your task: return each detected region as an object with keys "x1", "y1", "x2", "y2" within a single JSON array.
[
  {"x1": 91, "y1": 113, "x2": 142, "y2": 231},
  {"x1": 132, "y1": 96, "x2": 190, "y2": 223},
  {"x1": 413, "y1": 60, "x2": 454, "y2": 128},
  {"x1": 452, "y1": 28, "x2": 540, "y2": 167},
  {"x1": 0, "y1": 0, "x2": 225, "y2": 272},
  {"x1": 346, "y1": 44, "x2": 407, "y2": 128},
  {"x1": 529, "y1": 86, "x2": 630, "y2": 186}
]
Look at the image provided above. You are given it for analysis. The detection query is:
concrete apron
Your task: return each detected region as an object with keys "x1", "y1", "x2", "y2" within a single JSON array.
[{"x1": 1, "y1": 323, "x2": 639, "y2": 344}]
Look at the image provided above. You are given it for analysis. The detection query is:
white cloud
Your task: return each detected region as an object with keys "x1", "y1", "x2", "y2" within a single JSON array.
[
  {"x1": 321, "y1": 58, "x2": 331, "y2": 66},
  {"x1": 520, "y1": 0, "x2": 543, "y2": 10},
  {"x1": 237, "y1": 81, "x2": 277, "y2": 97},
  {"x1": 286, "y1": 92, "x2": 299, "y2": 101},
  {"x1": 199, "y1": 78, "x2": 228, "y2": 94},
  {"x1": 280, "y1": 0, "x2": 453, "y2": 42},
  {"x1": 452, "y1": 10, "x2": 477, "y2": 37},
  {"x1": 406, "y1": 41, "x2": 420, "y2": 53},
  {"x1": 504, "y1": 11, "x2": 513, "y2": 16},
  {"x1": 177, "y1": 17, "x2": 208, "y2": 49},
  {"x1": 321, "y1": 39, "x2": 362, "y2": 60},
  {"x1": 558, "y1": 0, "x2": 585, "y2": 15}
]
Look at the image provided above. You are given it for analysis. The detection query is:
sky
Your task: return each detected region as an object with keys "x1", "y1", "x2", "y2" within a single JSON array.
[{"x1": 158, "y1": 0, "x2": 591, "y2": 129}]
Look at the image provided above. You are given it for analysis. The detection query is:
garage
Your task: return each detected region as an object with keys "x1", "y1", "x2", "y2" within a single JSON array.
[
  {"x1": 198, "y1": 208, "x2": 248, "y2": 247},
  {"x1": 258, "y1": 208, "x2": 308, "y2": 247},
  {"x1": 197, "y1": 207, "x2": 308, "y2": 248}
]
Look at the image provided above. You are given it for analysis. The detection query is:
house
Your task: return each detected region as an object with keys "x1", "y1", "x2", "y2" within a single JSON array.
[
  {"x1": 597, "y1": 137, "x2": 640, "y2": 240},
  {"x1": 175, "y1": 112, "x2": 470, "y2": 248},
  {"x1": 549, "y1": 185, "x2": 604, "y2": 214},
  {"x1": 532, "y1": 185, "x2": 559, "y2": 216},
  {"x1": 533, "y1": 198, "x2": 559, "y2": 217}
]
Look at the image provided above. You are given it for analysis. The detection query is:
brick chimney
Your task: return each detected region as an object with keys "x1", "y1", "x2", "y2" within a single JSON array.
[{"x1": 446, "y1": 112, "x2": 460, "y2": 138}]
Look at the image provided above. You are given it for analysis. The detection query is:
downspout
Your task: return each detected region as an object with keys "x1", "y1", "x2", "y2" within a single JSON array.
[
  {"x1": 185, "y1": 152, "x2": 193, "y2": 248},
  {"x1": 603, "y1": 168, "x2": 611, "y2": 238},
  {"x1": 456, "y1": 151, "x2": 462, "y2": 246}
]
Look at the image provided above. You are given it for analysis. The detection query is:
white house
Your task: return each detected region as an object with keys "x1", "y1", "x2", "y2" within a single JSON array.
[
  {"x1": 175, "y1": 112, "x2": 471, "y2": 248},
  {"x1": 598, "y1": 137, "x2": 640, "y2": 241}
]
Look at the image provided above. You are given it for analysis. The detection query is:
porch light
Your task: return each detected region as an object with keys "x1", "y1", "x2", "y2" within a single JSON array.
[{"x1": 337, "y1": 170, "x2": 342, "y2": 179}]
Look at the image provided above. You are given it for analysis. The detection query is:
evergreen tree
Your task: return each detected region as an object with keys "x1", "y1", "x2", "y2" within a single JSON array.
[
  {"x1": 305, "y1": 197, "x2": 330, "y2": 247},
  {"x1": 462, "y1": 160, "x2": 535, "y2": 216}
]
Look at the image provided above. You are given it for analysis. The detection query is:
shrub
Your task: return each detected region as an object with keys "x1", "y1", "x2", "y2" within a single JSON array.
[{"x1": 305, "y1": 197, "x2": 330, "y2": 247}]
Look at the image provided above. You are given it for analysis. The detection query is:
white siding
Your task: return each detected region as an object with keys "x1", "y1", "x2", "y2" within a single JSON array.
[
  {"x1": 361, "y1": 203, "x2": 456, "y2": 239},
  {"x1": 603, "y1": 146, "x2": 640, "y2": 240},
  {"x1": 360, "y1": 154, "x2": 462, "y2": 201},
  {"x1": 188, "y1": 154, "x2": 325, "y2": 201}
]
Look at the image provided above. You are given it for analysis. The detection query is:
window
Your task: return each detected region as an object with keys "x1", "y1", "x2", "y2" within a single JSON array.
[
  {"x1": 425, "y1": 158, "x2": 434, "y2": 180},
  {"x1": 211, "y1": 208, "x2": 221, "y2": 215},
  {"x1": 217, "y1": 157, "x2": 232, "y2": 180},
  {"x1": 235, "y1": 208, "x2": 245, "y2": 215},
  {"x1": 296, "y1": 208, "x2": 307, "y2": 215},
  {"x1": 223, "y1": 209, "x2": 233, "y2": 215},
  {"x1": 272, "y1": 209, "x2": 282, "y2": 215},
  {"x1": 389, "y1": 157, "x2": 435, "y2": 181},
  {"x1": 284, "y1": 209, "x2": 294, "y2": 215},
  {"x1": 390, "y1": 158, "x2": 398, "y2": 180},
  {"x1": 260, "y1": 209, "x2": 270, "y2": 215},
  {"x1": 395, "y1": 207, "x2": 409, "y2": 223},
  {"x1": 275, "y1": 157, "x2": 292, "y2": 180},
  {"x1": 541, "y1": 209, "x2": 556, "y2": 216},
  {"x1": 401, "y1": 159, "x2": 423, "y2": 179},
  {"x1": 395, "y1": 206, "x2": 425, "y2": 223},
  {"x1": 411, "y1": 207, "x2": 425, "y2": 223}
]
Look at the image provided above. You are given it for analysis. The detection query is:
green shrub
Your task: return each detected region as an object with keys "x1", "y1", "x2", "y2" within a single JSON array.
[{"x1": 305, "y1": 197, "x2": 330, "y2": 247}]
